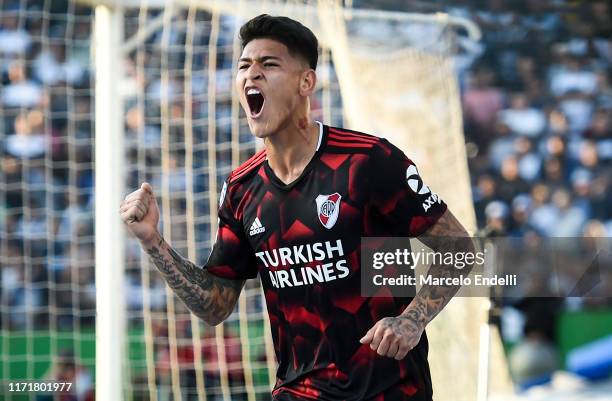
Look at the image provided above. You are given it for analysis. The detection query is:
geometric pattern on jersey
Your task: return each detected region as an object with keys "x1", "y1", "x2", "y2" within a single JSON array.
[{"x1": 205, "y1": 124, "x2": 447, "y2": 401}]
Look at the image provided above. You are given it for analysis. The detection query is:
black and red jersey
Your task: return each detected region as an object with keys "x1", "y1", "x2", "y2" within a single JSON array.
[{"x1": 205, "y1": 123, "x2": 447, "y2": 401}]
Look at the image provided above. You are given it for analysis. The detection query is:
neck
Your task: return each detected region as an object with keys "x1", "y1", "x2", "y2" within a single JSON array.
[{"x1": 264, "y1": 114, "x2": 320, "y2": 185}]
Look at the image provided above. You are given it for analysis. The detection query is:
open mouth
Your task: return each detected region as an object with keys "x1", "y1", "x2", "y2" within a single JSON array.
[{"x1": 245, "y1": 87, "x2": 265, "y2": 117}]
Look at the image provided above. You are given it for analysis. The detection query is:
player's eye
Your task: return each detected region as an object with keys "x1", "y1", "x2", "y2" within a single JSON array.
[
  {"x1": 264, "y1": 63, "x2": 278, "y2": 68},
  {"x1": 238, "y1": 64, "x2": 249, "y2": 70}
]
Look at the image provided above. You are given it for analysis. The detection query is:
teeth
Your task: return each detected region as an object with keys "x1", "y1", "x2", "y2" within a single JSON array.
[{"x1": 247, "y1": 88, "x2": 261, "y2": 95}]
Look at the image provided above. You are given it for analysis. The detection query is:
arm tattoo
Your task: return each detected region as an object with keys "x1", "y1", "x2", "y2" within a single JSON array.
[
  {"x1": 402, "y1": 210, "x2": 475, "y2": 326},
  {"x1": 144, "y1": 233, "x2": 244, "y2": 325},
  {"x1": 382, "y1": 315, "x2": 422, "y2": 339}
]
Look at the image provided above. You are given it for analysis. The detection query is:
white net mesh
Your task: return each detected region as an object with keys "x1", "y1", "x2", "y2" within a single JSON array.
[{"x1": 0, "y1": 1, "x2": 96, "y2": 400}]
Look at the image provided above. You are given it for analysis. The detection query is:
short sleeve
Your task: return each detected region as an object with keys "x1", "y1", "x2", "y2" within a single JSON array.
[
  {"x1": 368, "y1": 139, "x2": 447, "y2": 237},
  {"x1": 204, "y1": 180, "x2": 258, "y2": 280}
]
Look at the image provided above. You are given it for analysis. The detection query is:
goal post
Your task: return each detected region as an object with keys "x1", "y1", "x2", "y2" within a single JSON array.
[{"x1": 93, "y1": 4, "x2": 125, "y2": 401}]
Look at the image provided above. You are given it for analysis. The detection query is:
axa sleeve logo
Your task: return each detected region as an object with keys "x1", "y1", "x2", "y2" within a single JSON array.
[
  {"x1": 405, "y1": 164, "x2": 431, "y2": 195},
  {"x1": 315, "y1": 193, "x2": 341, "y2": 229},
  {"x1": 406, "y1": 164, "x2": 441, "y2": 212}
]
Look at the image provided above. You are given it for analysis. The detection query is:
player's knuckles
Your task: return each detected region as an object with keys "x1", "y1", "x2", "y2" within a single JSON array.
[
  {"x1": 378, "y1": 336, "x2": 394, "y2": 354},
  {"x1": 130, "y1": 195, "x2": 147, "y2": 205},
  {"x1": 385, "y1": 343, "x2": 398, "y2": 357},
  {"x1": 373, "y1": 329, "x2": 385, "y2": 345},
  {"x1": 128, "y1": 199, "x2": 147, "y2": 212},
  {"x1": 135, "y1": 206, "x2": 146, "y2": 217},
  {"x1": 397, "y1": 341, "x2": 410, "y2": 351},
  {"x1": 122, "y1": 214, "x2": 135, "y2": 225},
  {"x1": 123, "y1": 197, "x2": 141, "y2": 208},
  {"x1": 396, "y1": 346, "x2": 409, "y2": 358},
  {"x1": 386, "y1": 328, "x2": 398, "y2": 338},
  {"x1": 120, "y1": 205, "x2": 133, "y2": 215},
  {"x1": 134, "y1": 200, "x2": 147, "y2": 212},
  {"x1": 126, "y1": 189, "x2": 147, "y2": 202},
  {"x1": 399, "y1": 337, "x2": 413, "y2": 348},
  {"x1": 376, "y1": 342, "x2": 389, "y2": 355},
  {"x1": 382, "y1": 330, "x2": 395, "y2": 342},
  {"x1": 128, "y1": 205, "x2": 144, "y2": 218},
  {"x1": 370, "y1": 336, "x2": 383, "y2": 350}
]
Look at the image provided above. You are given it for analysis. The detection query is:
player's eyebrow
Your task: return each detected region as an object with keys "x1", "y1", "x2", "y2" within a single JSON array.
[{"x1": 238, "y1": 56, "x2": 282, "y2": 63}]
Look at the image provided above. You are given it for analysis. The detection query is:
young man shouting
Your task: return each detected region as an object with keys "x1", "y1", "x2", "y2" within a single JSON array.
[{"x1": 120, "y1": 14, "x2": 472, "y2": 401}]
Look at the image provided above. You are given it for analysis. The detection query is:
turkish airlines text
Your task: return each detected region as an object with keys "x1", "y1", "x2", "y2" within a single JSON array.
[{"x1": 255, "y1": 240, "x2": 350, "y2": 288}]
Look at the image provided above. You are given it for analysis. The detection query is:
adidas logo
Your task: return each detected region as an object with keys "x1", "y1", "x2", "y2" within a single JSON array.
[{"x1": 249, "y1": 217, "x2": 266, "y2": 236}]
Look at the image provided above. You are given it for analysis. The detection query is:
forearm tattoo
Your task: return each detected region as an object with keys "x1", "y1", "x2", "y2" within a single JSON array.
[
  {"x1": 145, "y1": 234, "x2": 244, "y2": 325},
  {"x1": 405, "y1": 210, "x2": 475, "y2": 326}
]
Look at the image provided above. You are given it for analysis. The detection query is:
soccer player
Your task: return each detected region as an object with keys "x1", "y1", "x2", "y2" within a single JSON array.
[{"x1": 120, "y1": 14, "x2": 473, "y2": 401}]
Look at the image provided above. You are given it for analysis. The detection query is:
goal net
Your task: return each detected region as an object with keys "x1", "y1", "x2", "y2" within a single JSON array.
[
  {"x1": 0, "y1": 1, "x2": 96, "y2": 400},
  {"x1": 0, "y1": 0, "x2": 511, "y2": 400}
]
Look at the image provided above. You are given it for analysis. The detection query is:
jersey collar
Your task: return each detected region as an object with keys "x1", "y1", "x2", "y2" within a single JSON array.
[
  {"x1": 315, "y1": 120, "x2": 323, "y2": 151},
  {"x1": 263, "y1": 121, "x2": 328, "y2": 191}
]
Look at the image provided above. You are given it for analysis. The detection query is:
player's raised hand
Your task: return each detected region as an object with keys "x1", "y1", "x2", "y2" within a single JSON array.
[
  {"x1": 359, "y1": 315, "x2": 425, "y2": 360},
  {"x1": 120, "y1": 182, "x2": 160, "y2": 245}
]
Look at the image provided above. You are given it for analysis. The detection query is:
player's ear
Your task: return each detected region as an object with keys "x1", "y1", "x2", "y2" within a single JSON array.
[{"x1": 299, "y1": 69, "x2": 316, "y2": 97}]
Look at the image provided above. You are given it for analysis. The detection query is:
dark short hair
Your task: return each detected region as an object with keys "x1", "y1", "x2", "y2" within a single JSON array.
[{"x1": 239, "y1": 14, "x2": 318, "y2": 70}]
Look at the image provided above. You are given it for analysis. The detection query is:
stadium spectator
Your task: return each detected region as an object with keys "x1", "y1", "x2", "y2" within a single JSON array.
[
  {"x1": 1, "y1": 60, "x2": 43, "y2": 108},
  {"x1": 495, "y1": 155, "x2": 530, "y2": 203},
  {"x1": 5, "y1": 110, "x2": 47, "y2": 158},
  {"x1": 498, "y1": 93, "x2": 546, "y2": 138},
  {"x1": 33, "y1": 43, "x2": 87, "y2": 86},
  {"x1": 0, "y1": 11, "x2": 32, "y2": 58}
]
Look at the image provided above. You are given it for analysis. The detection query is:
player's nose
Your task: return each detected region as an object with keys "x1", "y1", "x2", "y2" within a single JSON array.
[{"x1": 245, "y1": 64, "x2": 263, "y2": 81}]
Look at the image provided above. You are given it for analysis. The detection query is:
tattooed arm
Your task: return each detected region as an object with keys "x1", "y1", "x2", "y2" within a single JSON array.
[
  {"x1": 402, "y1": 209, "x2": 473, "y2": 326},
  {"x1": 143, "y1": 232, "x2": 245, "y2": 326},
  {"x1": 360, "y1": 209, "x2": 474, "y2": 359},
  {"x1": 120, "y1": 183, "x2": 244, "y2": 326}
]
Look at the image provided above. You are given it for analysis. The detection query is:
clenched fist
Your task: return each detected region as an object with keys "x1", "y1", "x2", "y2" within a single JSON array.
[
  {"x1": 120, "y1": 182, "x2": 160, "y2": 245},
  {"x1": 359, "y1": 315, "x2": 425, "y2": 360}
]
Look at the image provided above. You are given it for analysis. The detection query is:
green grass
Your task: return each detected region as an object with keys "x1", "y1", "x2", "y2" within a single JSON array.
[{"x1": 1, "y1": 320, "x2": 272, "y2": 400}]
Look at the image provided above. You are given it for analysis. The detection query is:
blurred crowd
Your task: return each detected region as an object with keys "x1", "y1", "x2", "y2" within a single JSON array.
[
  {"x1": 443, "y1": 1, "x2": 612, "y2": 365},
  {"x1": 0, "y1": 1, "x2": 95, "y2": 333},
  {"x1": 352, "y1": 1, "x2": 611, "y2": 235},
  {"x1": 453, "y1": 0, "x2": 612, "y2": 244},
  {"x1": 388, "y1": 0, "x2": 611, "y2": 385}
]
